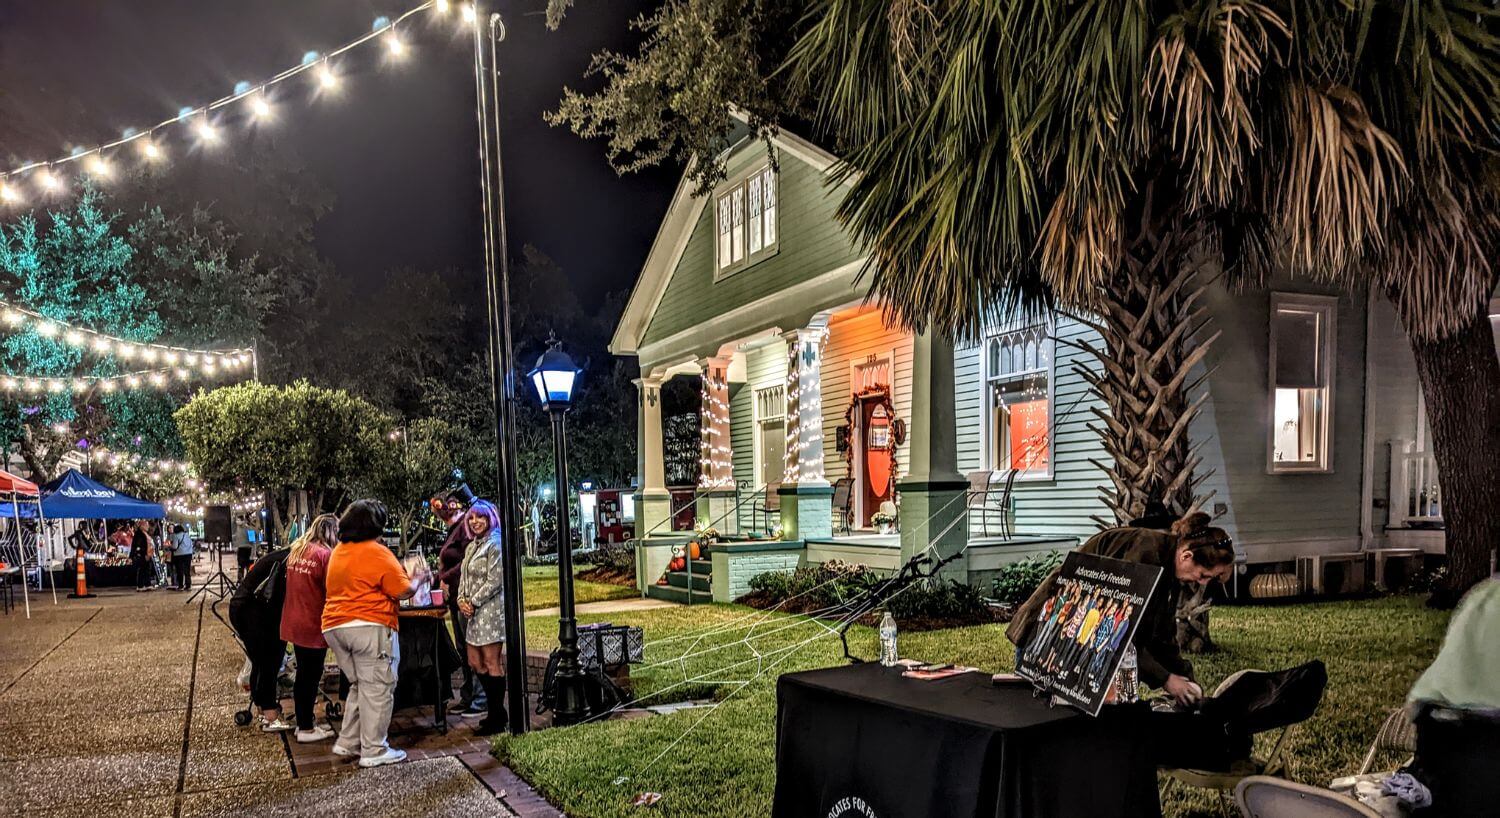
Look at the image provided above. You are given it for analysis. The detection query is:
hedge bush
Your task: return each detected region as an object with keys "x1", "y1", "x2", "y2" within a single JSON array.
[{"x1": 989, "y1": 551, "x2": 1063, "y2": 604}]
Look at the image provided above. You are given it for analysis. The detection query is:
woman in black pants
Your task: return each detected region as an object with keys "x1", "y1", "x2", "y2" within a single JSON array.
[
  {"x1": 278, "y1": 515, "x2": 339, "y2": 742},
  {"x1": 228, "y1": 544, "x2": 293, "y2": 732},
  {"x1": 130, "y1": 520, "x2": 154, "y2": 591}
]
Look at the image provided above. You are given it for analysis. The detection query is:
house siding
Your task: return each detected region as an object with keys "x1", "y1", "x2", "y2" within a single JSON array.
[
  {"x1": 1190, "y1": 279, "x2": 1369, "y2": 561},
  {"x1": 954, "y1": 317, "x2": 1111, "y2": 542},
  {"x1": 1365, "y1": 294, "x2": 1424, "y2": 518},
  {"x1": 640, "y1": 145, "x2": 865, "y2": 349}
]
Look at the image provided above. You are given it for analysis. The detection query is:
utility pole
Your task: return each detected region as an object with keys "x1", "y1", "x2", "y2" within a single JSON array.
[{"x1": 472, "y1": 5, "x2": 528, "y2": 736}]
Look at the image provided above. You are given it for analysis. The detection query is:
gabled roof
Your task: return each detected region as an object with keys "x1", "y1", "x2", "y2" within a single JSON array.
[{"x1": 609, "y1": 110, "x2": 847, "y2": 358}]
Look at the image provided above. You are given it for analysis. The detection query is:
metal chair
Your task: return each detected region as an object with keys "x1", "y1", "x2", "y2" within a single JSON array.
[
  {"x1": 1356, "y1": 707, "x2": 1416, "y2": 777},
  {"x1": 754, "y1": 483, "x2": 782, "y2": 532},
  {"x1": 1161, "y1": 669, "x2": 1305, "y2": 813},
  {"x1": 1235, "y1": 776, "x2": 1381, "y2": 818},
  {"x1": 966, "y1": 469, "x2": 1018, "y2": 538},
  {"x1": 830, "y1": 478, "x2": 853, "y2": 534}
]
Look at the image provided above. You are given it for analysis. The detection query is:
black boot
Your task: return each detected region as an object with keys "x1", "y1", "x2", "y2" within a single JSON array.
[{"x1": 472, "y1": 675, "x2": 508, "y2": 736}]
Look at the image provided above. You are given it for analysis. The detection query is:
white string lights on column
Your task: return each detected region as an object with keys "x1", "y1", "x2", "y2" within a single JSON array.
[
  {"x1": 0, "y1": 302, "x2": 254, "y2": 370},
  {"x1": 698, "y1": 362, "x2": 734, "y2": 489},
  {"x1": 782, "y1": 328, "x2": 828, "y2": 484},
  {"x1": 0, "y1": 1, "x2": 478, "y2": 204}
]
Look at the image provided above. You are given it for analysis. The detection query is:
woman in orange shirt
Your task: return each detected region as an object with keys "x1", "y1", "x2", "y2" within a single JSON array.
[{"x1": 321, "y1": 500, "x2": 431, "y2": 768}]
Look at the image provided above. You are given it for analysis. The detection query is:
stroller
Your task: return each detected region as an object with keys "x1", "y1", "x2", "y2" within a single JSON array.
[{"x1": 212, "y1": 596, "x2": 343, "y2": 727}]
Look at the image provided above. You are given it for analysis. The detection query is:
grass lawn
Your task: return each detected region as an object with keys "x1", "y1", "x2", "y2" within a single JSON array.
[
  {"x1": 498, "y1": 595, "x2": 1449, "y2": 818},
  {"x1": 522, "y1": 565, "x2": 638, "y2": 612}
]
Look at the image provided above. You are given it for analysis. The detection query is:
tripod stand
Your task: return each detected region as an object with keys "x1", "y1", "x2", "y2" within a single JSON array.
[{"x1": 186, "y1": 542, "x2": 236, "y2": 604}]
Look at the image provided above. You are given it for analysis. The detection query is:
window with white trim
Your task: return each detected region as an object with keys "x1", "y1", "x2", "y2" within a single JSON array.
[
  {"x1": 984, "y1": 324, "x2": 1053, "y2": 478},
  {"x1": 715, "y1": 165, "x2": 778, "y2": 275},
  {"x1": 753, "y1": 385, "x2": 786, "y2": 487},
  {"x1": 1269, "y1": 293, "x2": 1336, "y2": 473}
]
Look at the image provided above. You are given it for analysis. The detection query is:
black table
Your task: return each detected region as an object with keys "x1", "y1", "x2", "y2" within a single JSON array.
[
  {"x1": 395, "y1": 607, "x2": 462, "y2": 733},
  {"x1": 773, "y1": 664, "x2": 1161, "y2": 818}
]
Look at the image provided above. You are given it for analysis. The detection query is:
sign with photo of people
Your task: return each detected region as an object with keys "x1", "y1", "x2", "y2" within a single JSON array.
[{"x1": 1015, "y1": 552, "x2": 1162, "y2": 716}]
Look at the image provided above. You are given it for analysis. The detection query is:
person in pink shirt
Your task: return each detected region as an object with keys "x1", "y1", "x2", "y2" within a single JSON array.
[{"x1": 280, "y1": 514, "x2": 339, "y2": 743}]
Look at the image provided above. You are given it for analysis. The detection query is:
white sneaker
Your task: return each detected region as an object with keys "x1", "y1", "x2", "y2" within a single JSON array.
[
  {"x1": 295, "y1": 725, "x2": 336, "y2": 743},
  {"x1": 331, "y1": 743, "x2": 358, "y2": 757},
  {"x1": 358, "y1": 747, "x2": 407, "y2": 768},
  {"x1": 259, "y1": 716, "x2": 294, "y2": 733}
]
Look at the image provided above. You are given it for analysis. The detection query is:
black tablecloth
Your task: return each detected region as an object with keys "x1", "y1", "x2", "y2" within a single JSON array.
[
  {"x1": 394, "y1": 614, "x2": 462, "y2": 709},
  {"x1": 773, "y1": 664, "x2": 1161, "y2": 818}
]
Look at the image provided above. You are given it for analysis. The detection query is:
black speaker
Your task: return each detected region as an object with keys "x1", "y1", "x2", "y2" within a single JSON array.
[{"x1": 204, "y1": 505, "x2": 232, "y2": 544}]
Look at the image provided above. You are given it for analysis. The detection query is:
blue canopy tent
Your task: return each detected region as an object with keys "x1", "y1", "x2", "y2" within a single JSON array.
[{"x1": 39, "y1": 469, "x2": 165, "y2": 520}]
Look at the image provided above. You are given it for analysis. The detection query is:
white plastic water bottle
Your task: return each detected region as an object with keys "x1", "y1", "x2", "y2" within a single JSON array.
[
  {"x1": 879, "y1": 612, "x2": 899, "y2": 667},
  {"x1": 1116, "y1": 643, "x2": 1139, "y2": 703}
]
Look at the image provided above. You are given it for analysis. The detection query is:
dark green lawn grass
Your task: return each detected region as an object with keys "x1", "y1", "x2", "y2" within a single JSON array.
[
  {"x1": 498, "y1": 596, "x2": 1448, "y2": 817},
  {"x1": 522, "y1": 565, "x2": 638, "y2": 612}
]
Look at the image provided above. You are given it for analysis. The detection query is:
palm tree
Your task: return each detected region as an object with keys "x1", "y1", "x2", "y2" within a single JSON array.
[{"x1": 788, "y1": 0, "x2": 1500, "y2": 604}]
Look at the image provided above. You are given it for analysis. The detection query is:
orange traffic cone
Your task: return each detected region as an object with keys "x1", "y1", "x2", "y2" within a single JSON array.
[{"x1": 67, "y1": 544, "x2": 95, "y2": 599}]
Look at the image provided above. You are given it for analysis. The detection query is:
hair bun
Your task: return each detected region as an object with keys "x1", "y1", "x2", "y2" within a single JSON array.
[{"x1": 1170, "y1": 511, "x2": 1212, "y2": 537}]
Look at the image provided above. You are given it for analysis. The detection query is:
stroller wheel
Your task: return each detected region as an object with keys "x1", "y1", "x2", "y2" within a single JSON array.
[
  {"x1": 326, "y1": 702, "x2": 343, "y2": 720},
  {"x1": 233, "y1": 709, "x2": 254, "y2": 727}
]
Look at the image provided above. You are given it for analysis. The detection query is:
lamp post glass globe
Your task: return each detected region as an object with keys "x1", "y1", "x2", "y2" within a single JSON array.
[{"x1": 528, "y1": 339, "x2": 579, "y2": 411}]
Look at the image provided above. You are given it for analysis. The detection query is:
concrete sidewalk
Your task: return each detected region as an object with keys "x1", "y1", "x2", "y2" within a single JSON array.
[{"x1": 0, "y1": 566, "x2": 551, "y2": 817}]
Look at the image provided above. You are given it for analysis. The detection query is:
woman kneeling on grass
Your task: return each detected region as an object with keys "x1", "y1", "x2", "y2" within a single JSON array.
[
  {"x1": 279, "y1": 513, "x2": 339, "y2": 743},
  {"x1": 1007, "y1": 511, "x2": 1235, "y2": 706},
  {"x1": 456, "y1": 499, "x2": 508, "y2": 736},
  {"x1": 322, "y1": 499, "x2": 431, "y2": 768}
]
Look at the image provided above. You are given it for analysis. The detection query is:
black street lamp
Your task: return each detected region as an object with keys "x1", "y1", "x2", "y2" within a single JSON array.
[{"x1": 527, "y1": 334, "x2": 588, "y2": 725}]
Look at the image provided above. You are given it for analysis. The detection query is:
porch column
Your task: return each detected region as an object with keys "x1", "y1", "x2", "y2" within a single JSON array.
[
  {"x1": 633, "y1": 376, "x2": 672, "y2": 538},
  {"x1": 778, "y1": 327, "x2": 833, "y2": 541},
  {"x1": 697, "y1": 356, "x2": 738, "y2": 533},
  {"x1": 897, "y1": 328, "x2": 969, "y2": 580}
]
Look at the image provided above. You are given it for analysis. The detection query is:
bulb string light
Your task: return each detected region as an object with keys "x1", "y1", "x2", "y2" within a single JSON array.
[
  {"x1": 0, "y1": 364, "x2": 236, "y2": 394},
  {"x1": 0, "y1": 1, "x2": 475, "y2": 192},
  {"x1": 698, "y1": 362, "x2": 734, "y2": 489},
  {"x1": 0, "y1": 301, "x2": 254, "y2": 368}
]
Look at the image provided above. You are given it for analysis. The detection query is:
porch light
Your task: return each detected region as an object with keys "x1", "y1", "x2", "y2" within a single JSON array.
[{"x1": 528, "y1": 333, "x2": 579, "y2": 411}]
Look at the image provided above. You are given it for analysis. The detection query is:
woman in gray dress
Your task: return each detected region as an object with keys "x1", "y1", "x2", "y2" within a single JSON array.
[{"x1": 456, "y1": 499, "x2": 506, "y2": 734}]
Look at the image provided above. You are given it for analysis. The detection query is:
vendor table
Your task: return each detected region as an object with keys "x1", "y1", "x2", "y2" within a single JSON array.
[
  {"x1": 395, "y1": 606, "x2": 462, "y2": 734},
  {"x1": 773, "y1": 663, "x2": 1161, "y2": 818},
  {"x1": 65, "y1": 559, "x2": 138, "y2": 587}
]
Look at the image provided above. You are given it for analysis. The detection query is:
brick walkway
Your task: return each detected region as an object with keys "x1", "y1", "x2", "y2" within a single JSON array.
[{"x1": 0, "y1": 564, "x2": 562, "y2": 817}]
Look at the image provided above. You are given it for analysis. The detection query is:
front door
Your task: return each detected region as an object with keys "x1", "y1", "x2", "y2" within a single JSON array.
[{"x1": 855, "y1": 393, "x2": 895, "y2": 528}]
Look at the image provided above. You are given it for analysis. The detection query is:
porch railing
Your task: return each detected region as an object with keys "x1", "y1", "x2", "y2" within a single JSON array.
[{"x1": 1388, "y1": 439, "x2": 1443, "y2": 528}]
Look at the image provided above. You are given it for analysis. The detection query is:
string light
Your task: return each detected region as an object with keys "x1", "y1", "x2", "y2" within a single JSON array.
[
  {"x1": 37, "y1": 169, "x2": 61, "y2": 193},
  {"x1": 0, "y1": 299, "x2": 253, "y2": 367},
  {"x1": 462, "y1": 4, "x2": 478, "y2": 23},
  {"x1": 698, "y1": 362, "x2": 734, "y2": 489},
  {"x1": 0, "y1": 365, "x2": 236, "y2": 394},
  {"x1": 0, "y1": 1, "x2": 471, "y2": 194},
  {"x1": 0, "y1": 183, "x2": 20, "y2": 205}
]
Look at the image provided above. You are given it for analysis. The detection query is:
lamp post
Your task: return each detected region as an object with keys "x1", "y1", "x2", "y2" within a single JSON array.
[{"x1": 528, "y1": 334, "x2": 587, "y2": 725}]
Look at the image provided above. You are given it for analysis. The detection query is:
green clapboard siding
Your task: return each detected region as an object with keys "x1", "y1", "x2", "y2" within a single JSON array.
[
  {"x1": 640, "y1": 145, "x2": 864, "y2": 347},
  {"x1": 953, "y1": 317, "x2": 1111, "y2": 541}
]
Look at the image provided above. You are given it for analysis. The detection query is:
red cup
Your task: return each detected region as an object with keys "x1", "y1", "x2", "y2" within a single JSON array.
[{"x1": 430, "y1": 587, "x2": 445, "y2": 607}]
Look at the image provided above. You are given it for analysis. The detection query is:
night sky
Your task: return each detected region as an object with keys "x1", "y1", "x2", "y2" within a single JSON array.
[{"x1": 0, "y1": 0, "x2": 675, "y2": 312}]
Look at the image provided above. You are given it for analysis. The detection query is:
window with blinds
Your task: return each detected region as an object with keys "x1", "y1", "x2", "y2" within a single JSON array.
[
  {"x1": 984, "y1": 324, "x2": 1053, "y2": 478},
  {"x1": 1269, "y1": 293, "x2": 1337, "y2": 473}
]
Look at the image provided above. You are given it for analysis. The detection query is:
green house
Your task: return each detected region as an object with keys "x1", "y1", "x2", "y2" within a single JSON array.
[{"x1": 612, "y1": 114, "x2": 1491, "y2": 603}]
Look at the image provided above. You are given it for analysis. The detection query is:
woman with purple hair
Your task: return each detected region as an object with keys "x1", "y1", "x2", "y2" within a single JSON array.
[{"x1": 456, "y1": 499, "x2": 508, "y2": 735}]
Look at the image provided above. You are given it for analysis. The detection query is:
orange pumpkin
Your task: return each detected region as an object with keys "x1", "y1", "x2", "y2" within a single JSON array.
[{"x1": 689, "y1": 542, "x2": 702, "y2": 560}]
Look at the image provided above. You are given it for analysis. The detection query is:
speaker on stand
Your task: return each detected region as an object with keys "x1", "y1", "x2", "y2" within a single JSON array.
[{"x1": 186, "y1": 505, "x2": 236, "y2": 604}]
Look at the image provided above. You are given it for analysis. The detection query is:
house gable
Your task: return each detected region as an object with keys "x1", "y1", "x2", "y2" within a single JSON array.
[{"x1": 611, "y1": 117, "x2": 865, "y2": 365}]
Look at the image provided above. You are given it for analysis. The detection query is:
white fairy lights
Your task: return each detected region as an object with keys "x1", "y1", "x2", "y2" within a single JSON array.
[
  {"x1": 0, "y1": 1, "x2": 475, "y2": 199},
  {"x1": 0, "y1": 366, "x2": 231, "y2": 395},
  {"x1": 0, "y1": 300, "x2": 253, "y2": 370},
  {"x1": 698, "y1": 361, "x2": 735, "y2": 489}
]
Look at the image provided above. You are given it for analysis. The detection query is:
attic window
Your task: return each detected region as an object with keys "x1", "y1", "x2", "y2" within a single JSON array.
[{"x1": 716, "y1": 165, "x2": 778, "y2": 276}]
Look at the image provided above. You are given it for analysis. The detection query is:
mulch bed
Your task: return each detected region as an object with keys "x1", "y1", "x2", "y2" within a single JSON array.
[
  {"x1": 734, "y1": 591, "x2": 1012, "y2": 632},
  {"x1": 578, "y1": 565, "x2": 636, "y2": 587}
]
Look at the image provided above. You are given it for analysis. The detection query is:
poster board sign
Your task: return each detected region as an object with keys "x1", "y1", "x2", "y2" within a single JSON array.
[{"x1": 1015, "y1": 552, "x2": 1161, "y2": 716}]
